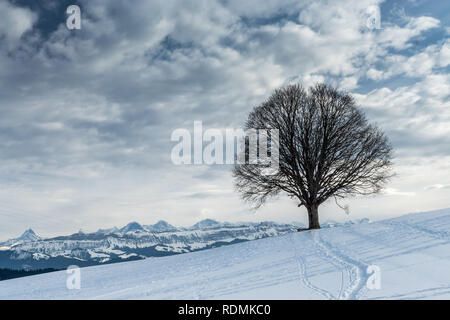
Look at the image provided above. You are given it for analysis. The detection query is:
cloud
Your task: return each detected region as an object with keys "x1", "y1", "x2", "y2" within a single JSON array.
[
  {"x1": 0, "y1": 1, "x2": 37, "y2": 50},
  {"x1": 366, "y1": 39, "x2": 450, "y2": 80},
  {"x1": 354, "y1": 72, "x2": 450, "y2": 158},
  {"x1": 424, "y1": 184, "x2": 450, "y2": 191},
  {"x1": 382, "y1": 188, "x2": 415, "y2": 197},
  {"x1": 0, "y1": 0, "x2": 449, "y2": 238},
  {"x1": 376, "y1": 16, "x2": 440, "y2": 50}
]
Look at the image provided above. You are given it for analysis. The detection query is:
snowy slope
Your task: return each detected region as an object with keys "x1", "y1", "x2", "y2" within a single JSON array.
[
  {"x1": 1, "y1": 209, "x2": 449, "y2": 300},
  {"x1": 0, "y1": 221, "x2": 301, "y2": 270}
]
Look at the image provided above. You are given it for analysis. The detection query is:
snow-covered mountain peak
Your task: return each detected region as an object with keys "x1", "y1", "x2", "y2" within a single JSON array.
[
  {"x1": 191, "y1": 219, "x2": 221, "y2": 229},
  {"x1": 95, "y1": 226, "x2": 119, "y2": 235},
  {"x1": 18, "y1": 228, "x2": 40, "y2": 242},
  {"x1": 120, "y1": 221, "x2": 145, "y2": 233},
  {"x1": 146, "y1": 220, "x2": 176, "y2": 232}
]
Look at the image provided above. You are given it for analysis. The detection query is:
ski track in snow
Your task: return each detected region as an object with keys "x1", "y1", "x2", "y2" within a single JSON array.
[
  {"x1": 288, "y1": 233, "x2": 335, "y2": 300},
  {"x1": 383, "y1": 220, "x2": 450, "y2": 242},
  {"x1": 368, "y1": 286, "x2": 450, "y2": 300},
  {"x1": 286, "y1": 225, "x2": 371, "y2": 300},
  {"x1": 312, "y1": 232, "x2": 369, "y2": 300},
  {"x1": 1, "y1": 209, "x2": 450, "y2": 299}
]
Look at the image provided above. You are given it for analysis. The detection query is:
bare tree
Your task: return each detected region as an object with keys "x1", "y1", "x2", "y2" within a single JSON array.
[{"x1": 233, "y1": 83, "x2": 393, "y2": 229}]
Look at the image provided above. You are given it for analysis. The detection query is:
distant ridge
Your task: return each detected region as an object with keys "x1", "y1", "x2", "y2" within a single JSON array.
[{"x1": 191, "y1": 219, "x2": 221, "y2": 229}]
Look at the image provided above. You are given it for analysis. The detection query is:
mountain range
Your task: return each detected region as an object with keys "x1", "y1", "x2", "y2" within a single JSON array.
[
  {"x1": 2, "y1": 209, "x2": 447, "y2": 299},
  {"x1": 0, "y1": 218, "x2": 369, "y2": 271}
]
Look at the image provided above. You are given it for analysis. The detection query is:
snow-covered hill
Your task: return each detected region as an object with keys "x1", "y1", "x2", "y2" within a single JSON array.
[
  {"x1": 1, "y1": 209, "x2": 449, "y2": 299},
  {"x1": 0, "y1": 220, "x2": 304, "y2": 270},
  {"x1": 0, "y1": 229, "x2": 41, "y2": 249}
]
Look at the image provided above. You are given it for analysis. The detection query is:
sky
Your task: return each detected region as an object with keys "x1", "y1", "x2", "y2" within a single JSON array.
[{"x1": 0, "y1": 0, "x2": 449, "y2": 239}]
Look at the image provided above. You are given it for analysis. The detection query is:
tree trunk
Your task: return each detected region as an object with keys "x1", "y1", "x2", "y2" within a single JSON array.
[{"x1": 307, "y1": 204, "x2": 320, "y2": 229}]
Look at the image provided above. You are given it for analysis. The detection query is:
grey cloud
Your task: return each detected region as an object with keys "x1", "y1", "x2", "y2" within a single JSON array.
[{"x1": 0, "y1": 0, "x2": 449, "y2": 238}]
